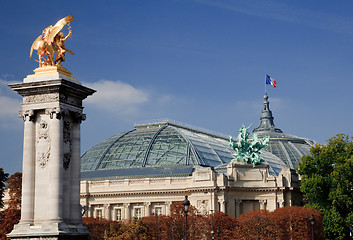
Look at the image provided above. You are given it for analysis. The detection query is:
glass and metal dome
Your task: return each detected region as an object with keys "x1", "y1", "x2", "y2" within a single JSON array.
[
  {"x1": 251, "y1": 93, "x2": 314, "y2": 169},
  {"x1": 81, "y1": 120, "x2": 288, "y2": 180},
  {"x1": 81, "y1": 93, "x2": 313, "y2": 180}
]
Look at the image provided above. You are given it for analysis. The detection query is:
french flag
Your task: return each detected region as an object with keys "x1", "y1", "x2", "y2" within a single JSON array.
[{"x1": 266, "y1": 75, "x2": 277, "y2": 88}]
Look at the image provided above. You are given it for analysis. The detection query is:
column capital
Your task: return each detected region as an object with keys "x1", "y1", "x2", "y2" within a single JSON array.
[
  {"x1": 45, "y1": 107, "x2": 68, "y2": 119},
  {"x1": 218, "y1": 199, "x2": 226, "y2": 204},
  {"x1": 71, "y1": 111, "x2": 86, "y2": 123},
  {"x1": 19, "y1": 110, "x2": 35, "y2": 122}
]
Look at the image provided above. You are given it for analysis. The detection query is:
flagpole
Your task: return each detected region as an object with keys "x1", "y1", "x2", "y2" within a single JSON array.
[{"x1": 265, "y1": 74, "x2": 267, "y2": 94}]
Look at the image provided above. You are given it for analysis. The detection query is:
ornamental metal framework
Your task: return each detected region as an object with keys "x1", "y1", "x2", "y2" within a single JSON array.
[{"x1": 81, "y1": 93, "x2": 314, "y2": 180}]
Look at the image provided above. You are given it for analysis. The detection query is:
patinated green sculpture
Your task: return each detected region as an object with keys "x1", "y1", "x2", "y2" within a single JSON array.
[{"x1": 229, "y1": 124, "x2": 270, "y2": 167}]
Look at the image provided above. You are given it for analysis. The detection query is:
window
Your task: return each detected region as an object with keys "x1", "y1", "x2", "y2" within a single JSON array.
[
  {"x1": 96, "y1": 209, "x2": 103, "y2": 218},
  {"x1": 135, "y1": 208, "x2": 142, "y2": 219},
  {"x1": 155, "y1": 207, "x2": 162, "y2": 216},
  {"x1": 116, "y1": 209, "x2": 122, "y2": 220}
]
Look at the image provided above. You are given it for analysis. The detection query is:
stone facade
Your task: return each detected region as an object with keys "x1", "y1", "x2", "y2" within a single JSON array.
[{"x1": 80, "y1": 164, "x2": 302, "y2": 220}]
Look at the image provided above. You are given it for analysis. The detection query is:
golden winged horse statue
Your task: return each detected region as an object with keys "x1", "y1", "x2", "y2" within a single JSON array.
[{"x1": 30, "y1": 15, "x2": 74, "y2": 67}]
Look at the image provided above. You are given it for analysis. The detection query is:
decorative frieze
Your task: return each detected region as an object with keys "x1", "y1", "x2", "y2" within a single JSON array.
[
  {"x1": 24, "y1": 93, "x2": 60, "y2": 104},
  {"x1": 23, "y1": 93, "x2": 82, "y2": 107},
  {"x1": 59, "y1": 94, "x2": 82, "y2": 106}
]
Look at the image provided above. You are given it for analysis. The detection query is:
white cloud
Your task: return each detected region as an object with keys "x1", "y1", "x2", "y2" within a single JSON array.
[
  {"x1": 0, "y1": 95, "x2": 21, "y2": 118},
  {"x1": 0, "y1": 79, "x2": 22, "y2": 129},
  {"x1": 84, "y1": 80, "x2": 149, "y2": 115}
]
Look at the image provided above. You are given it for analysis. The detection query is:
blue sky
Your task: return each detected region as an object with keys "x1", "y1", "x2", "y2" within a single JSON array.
[{"x1": 1, "y1": 0, "x2": 353, "y2": 174}]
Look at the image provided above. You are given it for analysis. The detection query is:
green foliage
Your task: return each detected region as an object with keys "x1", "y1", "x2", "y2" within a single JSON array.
[
  {"x1": 0, "y1": 168, "x2": 9, "y2": 209},
  {"x1": 298, "y1": 134, "x2": 353, "y2": 239}
]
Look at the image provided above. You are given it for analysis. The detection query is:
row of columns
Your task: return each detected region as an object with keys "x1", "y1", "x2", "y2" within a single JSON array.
[
  {"x1": 88, "y1": 201, "x2": 173, "y2": 220},
  {"x1": 19, "y1": 108, "x2": 84, "y2": 225}
]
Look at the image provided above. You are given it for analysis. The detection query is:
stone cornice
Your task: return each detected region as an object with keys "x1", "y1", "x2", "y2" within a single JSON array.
[{"x1": 9, "y1": 79, "x2": 95, "y2": 107}]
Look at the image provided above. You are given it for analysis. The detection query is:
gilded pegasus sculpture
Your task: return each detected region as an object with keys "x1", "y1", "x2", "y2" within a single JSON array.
[{"x1": 30, "y1": 15, "x2": 74, "y2": 67}]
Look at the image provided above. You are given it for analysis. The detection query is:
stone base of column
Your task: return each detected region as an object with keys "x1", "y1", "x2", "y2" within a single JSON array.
[{"x1": 8, "y1": 222, "x2": 89, "y2": 240}]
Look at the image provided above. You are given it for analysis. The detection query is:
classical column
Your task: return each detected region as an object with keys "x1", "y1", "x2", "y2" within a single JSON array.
[
  {"x1": 235, "y1": 200, "x2": 242, "y2": 218},
  {"x1": 144, "y1": 202, "x2": 151, "y2": 217},
  {"x1": 218, "y1": 199, "x2": 226, "y2": 213},
  {"x1": 87, "y1": 204, "x2": 93, "y2": 217},
  {"x1": 70, "y1": 113, "x2": 85, "y2": 223},
  {"x1": 259, "y1": 199, "x2": 267, "y2": 210},
  {"x1": 124, "y1": 203, "x2": 131, "y2": 220},
  {"x1": 8, "y1": 72, "x2": 95, "y2": 240},
  {"x1": 48, "y1": 109, "x2": 64, "y2": 222},
  {"x1": 19, "y1": 111, "x2": 35, "y2": 225},
  {"x1": 277, "y1": 200, "x2": 284, "y2": 208},
  {"x1": 104, "y1": 204, "x2": 111, "y2": 220},
  {"x1": 165, "y1": 201, "x2": 172, "y2": 216}
]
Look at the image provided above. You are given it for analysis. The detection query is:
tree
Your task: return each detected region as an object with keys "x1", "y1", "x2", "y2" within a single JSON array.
[
  {"x1": 83, "y1": 217, "x2": 122, "y2": 240},
  {"x1": 298, "y1": 134, "x2": 353, "y2": 240},
  {"x1": 272, "y1": 206, "x2": 324, "y2": 240},
  {"x1": 6, "y1": 172, "x2": 22, "y2": 209},
  {"x1": 0, "y1": 172, "x2": 21, "y2": 240},
  {"x1": 0, "y1": 168, "x2": 8, "y2": 209}
]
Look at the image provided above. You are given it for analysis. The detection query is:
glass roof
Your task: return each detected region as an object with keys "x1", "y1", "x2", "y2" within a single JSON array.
[
  {"x1": 81, "y1": 94, "x2": 314, "y2": 179},
  {"x1": 81, "y1": 121, "x2": 305, "y2": 177}
]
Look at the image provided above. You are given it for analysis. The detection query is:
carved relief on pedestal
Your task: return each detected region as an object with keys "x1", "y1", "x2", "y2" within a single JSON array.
[
  {"x1": 63, "y1": 120, "x2": 72, "y2": 170},
  {"x1": 37, "y1": 120, "x2": 51, "y2": 168}
]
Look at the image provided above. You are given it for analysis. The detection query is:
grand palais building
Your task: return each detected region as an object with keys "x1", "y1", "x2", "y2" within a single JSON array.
[{"x1": 79, "y1": 93, "x2": 314, "y2": 220}]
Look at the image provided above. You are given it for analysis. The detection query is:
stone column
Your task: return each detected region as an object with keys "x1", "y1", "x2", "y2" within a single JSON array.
[
  {"x1": 277, "y1": 200, "x2": 284, "y2": 208},
  {"x1": 70, "y1": 114, "x2": 85, "y2": 223},
  {"x1": 8, "y1": 73, "x2": 95, "y2": 240},
  {"x1": 19, "y1": 111, "x2": 35, "y2": 225},
  {"x1": 165, "y1": 201, "x2": 172, "y2": 216},
  {"x1": 124, "y1": 203, "x2": 131, "y2": 220},
  {"x1": 87, "y1": 204, "x2": 93, "y2": 217},
  {"x1": 104, "y1": 204, "x2": 111, "y2": 220},
  {"x1": 218, "y1": 199, "x2": 226, "y2": 213},
  {"x1": 144, "y1": 202, "x2": 151, "y2": 217},
  {"x1": 48, "y1": 109, "x2": 64, "y2": 223},
  {"x1": 259, "y1": 199, "x2": 267, "y2": 210},
  {"x1": 235, "y1": 199, "x2": 242, "y2": 218}
]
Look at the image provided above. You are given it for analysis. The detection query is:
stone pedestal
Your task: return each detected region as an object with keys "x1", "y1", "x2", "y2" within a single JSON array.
[{"x1": 8, "y1": 68, "x2": 95, "y2": 240}]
